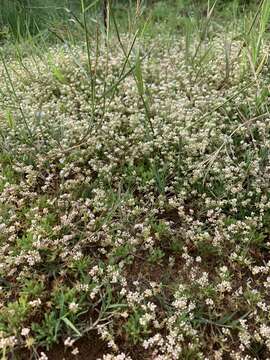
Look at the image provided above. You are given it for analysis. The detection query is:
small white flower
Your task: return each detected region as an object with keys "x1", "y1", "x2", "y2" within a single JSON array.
[
  {"x1": 21, "y1": 328, "x2": 30, "y2": 337},
  {"x1": 64, "y1": 337, "x2": 75, "y2": 347},
  {"x1": 38, "y1": 352, "x2": 48, "y2": 360},
  {"x1": 69, "y1": 302, "x2": 79, "y2": 313},
  {"x1": 71, "y1": 347, "x2": 79, "y2": 355}
]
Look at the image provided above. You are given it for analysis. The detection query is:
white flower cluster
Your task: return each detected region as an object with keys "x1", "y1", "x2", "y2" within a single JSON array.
[{"x1": 0, "y1": 32, "x2": 270, "y2": 359}]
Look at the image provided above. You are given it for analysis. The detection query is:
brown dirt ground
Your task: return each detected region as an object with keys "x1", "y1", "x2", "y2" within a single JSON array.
[{"x1": 18, "y1": 333, "x2": 106, "y2": 360}]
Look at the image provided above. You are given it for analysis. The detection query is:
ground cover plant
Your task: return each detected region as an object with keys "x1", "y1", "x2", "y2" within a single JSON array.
[{"x1": 0, "y1": 0, "x2": 270, "y2": 359}]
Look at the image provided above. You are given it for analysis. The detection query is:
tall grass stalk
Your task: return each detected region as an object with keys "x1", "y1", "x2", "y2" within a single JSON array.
[
  {"x1": 111, "y1": 5, "x2": 154, "y2": 135},
  {"x1": 0, "y1": 51, "x2": 34, "y2": 144},
  {"x1": 191, "y1": 0, "x2": 217, "y2": 65},
  {"x1": 238, "y1": 0, "x2": 270, "y2": 74},
  {"x1": 81, "y1": 0, "x2": 96, "y2": 113}
]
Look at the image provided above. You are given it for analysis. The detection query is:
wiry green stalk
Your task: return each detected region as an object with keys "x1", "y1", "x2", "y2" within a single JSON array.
[
  {"x1": 81, "y1": 0, "x2": 96, "y2": 114},
  {"x1": 111, "y1": 9, "x2": 154, "y2": 136},
  {"x1": 191, "y1": 0, "x2": 217, "y2": 65},
  {"x1": 0, "y1": 51, "x2": 34, "y2": 143}
]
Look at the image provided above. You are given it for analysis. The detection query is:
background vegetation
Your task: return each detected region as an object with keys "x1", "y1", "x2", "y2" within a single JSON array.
[{"x1": 0, "y1": 0, "x2": 263, "y2": 41}]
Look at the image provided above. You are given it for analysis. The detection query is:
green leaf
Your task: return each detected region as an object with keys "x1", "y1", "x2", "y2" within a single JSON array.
[
  {"x1": 62, "y1": 317, "x2": 81, "y2": 336},
  {"x1": 135, "y1": 50, "x2": 144, "y2": 96},
  {"x1": 6, "y1": 110, "x2": 15, "y2": 129},
  {"x1": 52, "y1": 67, "x2": 67, "y2": 84}
]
